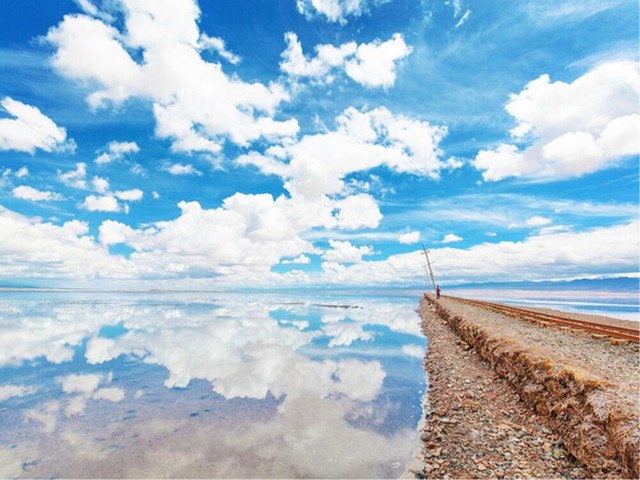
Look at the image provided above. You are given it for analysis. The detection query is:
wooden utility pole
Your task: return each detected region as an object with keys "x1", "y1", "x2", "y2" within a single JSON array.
[{"x1": 422, "y1": 243, "x2": 436, "y2": 293}]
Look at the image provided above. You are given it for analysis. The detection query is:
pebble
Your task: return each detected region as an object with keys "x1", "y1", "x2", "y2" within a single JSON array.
[{"x1": 413, "y1": 298, "x2": 593, "y2": 480}]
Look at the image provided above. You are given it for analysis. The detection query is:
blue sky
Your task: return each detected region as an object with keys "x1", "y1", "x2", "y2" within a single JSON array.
[{"x1": 0, "y1": 0, "x2": 638, "y2": 289}]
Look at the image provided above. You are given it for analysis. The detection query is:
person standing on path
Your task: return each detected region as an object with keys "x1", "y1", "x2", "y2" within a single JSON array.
[{"x1": 436, "y1": 285, "x2": 441, "y2": 299}]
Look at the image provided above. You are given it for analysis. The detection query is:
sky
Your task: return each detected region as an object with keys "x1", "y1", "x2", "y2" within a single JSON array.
[{"x1": 0, "y1": 0, "x2": 638, "y2": 289}]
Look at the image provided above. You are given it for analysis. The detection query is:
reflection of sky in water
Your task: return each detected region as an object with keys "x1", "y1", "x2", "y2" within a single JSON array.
[{"x1": 0, "y1": 291, "x2": 425, "y2": 478}]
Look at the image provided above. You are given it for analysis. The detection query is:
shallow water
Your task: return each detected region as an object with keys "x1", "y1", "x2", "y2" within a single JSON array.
[
  {"x1": 0, "y1": 291, "x2": 426, "y2": 478},
  {"x1": 445, "y1": 287, "x2": 640, "y2": 322}
]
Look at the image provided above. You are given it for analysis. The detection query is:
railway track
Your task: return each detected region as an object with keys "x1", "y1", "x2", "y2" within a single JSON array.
[{"x1": 448, "y1": 296, "x2": 640, "y2": 344}]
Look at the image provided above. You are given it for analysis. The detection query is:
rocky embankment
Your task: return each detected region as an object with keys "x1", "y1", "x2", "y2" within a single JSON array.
[{"x1": 406, "y1": 295, "x2": 639, "y2": 479}]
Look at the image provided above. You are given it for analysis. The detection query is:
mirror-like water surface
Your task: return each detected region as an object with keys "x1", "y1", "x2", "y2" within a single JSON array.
[{"x1": 0, "y1": 291, "x2": 426, "y2": 478}]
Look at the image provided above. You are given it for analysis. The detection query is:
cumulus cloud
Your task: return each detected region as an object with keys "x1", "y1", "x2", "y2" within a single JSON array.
[
  {"x1": 322, "y1": 239, "x2": 373, "y2": 263},
  {"x1": 473, "y1": 61, "x2": 640, "y2": 181},
  {"x1": 93, "y1": 387, "x2": 125, "y2": 402},
  {"x1": 198, "y1": 33, "x2": 241, "y2": 64},
  {"x1": 58, "y1": 163, "x2": 143, "y2": 212},
  {"x1": 401, "y1": 344, "x2": 424, "y2": 358},
  {"x1": 162, "y1": 163, "x2": 202, "y2": 176},
  {"x1": 12, "y1": 186, "x2": 63, "y2": 202},
  {"x1": 0, "y1": 97, "x2": 73, "y2": 154},
  {"x1": 95, "y1": 141, "x2": 139, "y2": 164},
  {"x1": 59, "y1": 374, "x2": 102, "y2": 394},
  {"x1": 46, "y1": 1, "x2": 298, "y2": 153},
  {"x1": 98, "y1": 196, "x2": 315, "y2": 278},
  {"x1": 92, "y1": 176, "x2": 109, "y2": 193},
  {"x1": 0, "y1": 207, "x2": 138, "y2": 280},
  {"x1": 281, "y1": 254, "x2": 311, "y2": 265},
  {"x1": 526, "y1": 216, "x2": 552, "y2": 227},
  {"x1": 238, "y1": 106, "x2": 448, "y2": 199},
  {"x1": 280, "y1": 32, "x2": 411, "y2": 88},
  {"x1": 81, "y1": 194, "x2": 120, "y2": 212},
  {"x1": 296, "y1": 0, "x2": 391, "y2": 24},
  {"x1": 442, "y1": 233, "x2": 462, "y2": 243},
  {"x1": 344, "y1": 34, "x2": 412, "y2": 88},
  {"x1": 90, "y1": 190, "x2": 374, "y2": 283},
  {"x1": 59, "y1": 162, "x2": 88, "y2": 189},
  {"x1": 115, "y1": 189, "x2": 144, "y2": 201},
  {"x1": 398, "y1": 231, "x2": 420, "y2": 244},
  {"x1": 57, "y1": 373, "x2": 124, "y2": 416},
  {"x1": 316, "y1": 220, "x2": 639, "y2": 285},
  {"x1": 335, "y1": 194, "x2": 382, "y2": 230},
  {"x1": 0, "y1": 384, "x2": 38, "y2": 401},
  {"x1": 322, "y1": 322, "x2": 375, "y2": 347}
]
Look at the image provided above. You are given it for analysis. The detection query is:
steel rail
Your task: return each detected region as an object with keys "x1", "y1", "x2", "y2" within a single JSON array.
[{"x1": 447, "y1": 296, "x2": 640, "y2": 343}]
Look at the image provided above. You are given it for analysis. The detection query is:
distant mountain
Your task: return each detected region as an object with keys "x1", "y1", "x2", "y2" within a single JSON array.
[{"x1": 447, "y1": 276, "x2": 639, "y2": 292}]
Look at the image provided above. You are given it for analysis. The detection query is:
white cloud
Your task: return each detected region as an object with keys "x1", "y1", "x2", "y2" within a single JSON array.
[
  {"x1": 523, "y1": 0, "x2": 625, "y2": 23},
  {"x1": 0, "y1": 97, "x2": 73, "y2": 154},
  {"x1": 81, "y1": 194, "x2": 120, "y2": 212},
  {"x1": 282, "y1": 254, "x2": 311, "y2": 264},
  {"x1": 473, "y1": 143, "x2": 528, "y2": 181},
  {"x1": 319, "y1": 220, "x2": 639, "y2": 285},
  {"x1": 344, "y1": 34, "x2": 412, "y2": 88},
  {"x1": 59, "y1": 162, "x2": 88, "y2": 189},
  {"x1": 322, "y1": 322, "x2": 375, "y2": 347},
  {"x1": 59, "y1": 374, "x2": 101, "y2": 394},
  {"x1": 25, "y1": 401, "x2": 59, "y2": 433},
  {"x1": 281, "y1": 32, "x2": 411, "y2": 88},
  {"x1": 56, "y1": 373, "x2": 124, "y2": 416},
  {"x1": 97, "y1": 196, "x2": 315, "y2": 279},
  {"x1": 46, "y1": 4, "x2": 298, "y2": 153},
  {"x1": 335, "y1": 194, "x2": 382, "y2": 230},
  {"x1": 333, "y1": 359, "x2": 384, "y2": 401},
  {"x1": 455, "y1": 9, "x2": 472, "y2": 28},
  {"x1": 238, "y1": 106, "x2": 448, "y2": 199},
  {"x1": 12, "y1": 186, "x2": 63, "y2": 202},
  {"x1": 398, "y1": 231, "x2": 420, "y2": 244},
  {"x1": 442, "y1": 233, "x2": 462, "y2": 243},
  {"x1": 526, "y1": 215, "x2": 552, "y2": 227},
  {"x1": 280, "y1": 32, "x2": 354, "y2": 82},
  {"x1": 198, "y1": 33, "x2": 241, "y2": 64},
  {"x1": 2, "y1": 215, "x2": 116, "y2": 279},
  {"x1": 93, "y1": 387, "x2": 125, "y2": 402},
  {"x1": 163, "y1": 163, "x2": 202, "y2": 176},
  {"x1": 296, "y1": 0, "x2": 391, "y2": 24},
  {"x1": 92, "y1": 176, "x2": 109, "y2": 193},
  {"x1": 322, "y1": 239, "x2": 373, "y2": 263},
  {"x1": 16, "y1": 166, "x2": 28, "y2": 178},
  {"x1": 115, "y1": 189, "x2": 143, "y2": 201},
  {"x1": 473, "y1": 61, "x2": 640, "y2": 181},
  {"x1": 401, "y1": 344, "x2": 424, "y2": 358},
  {"x1": 0, "y1": 384, "x2": 38, "y2": 401},
  {"x1": 95, "y1": 141, "x2": 139, "y2": 164}
]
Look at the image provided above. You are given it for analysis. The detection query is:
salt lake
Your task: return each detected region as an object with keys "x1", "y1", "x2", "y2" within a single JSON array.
[{"x1": 0, "y1": 290, "x2": 427, "y2": 478}]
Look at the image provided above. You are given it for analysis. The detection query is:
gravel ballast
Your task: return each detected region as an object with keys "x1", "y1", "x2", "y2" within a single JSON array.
[{"x1": 408, "y1": 295, "x2": 639, "y2": 479}]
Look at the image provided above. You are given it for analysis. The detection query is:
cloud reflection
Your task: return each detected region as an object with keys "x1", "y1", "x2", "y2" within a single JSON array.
[{"x1": 0, "y1": 293, "x2": 424, "y2": 478}]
